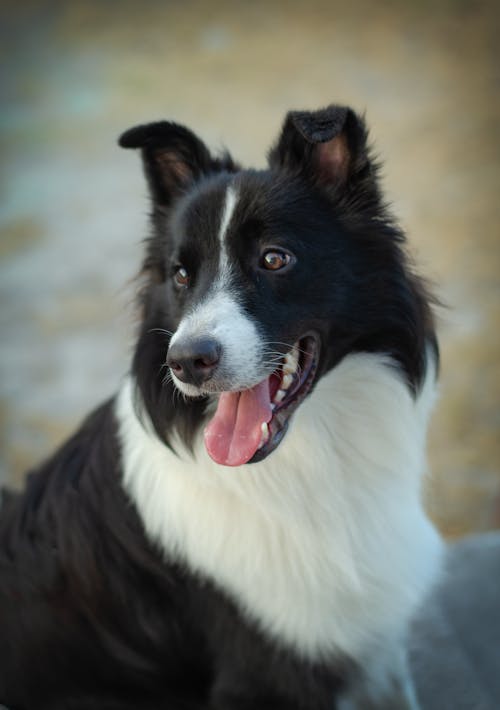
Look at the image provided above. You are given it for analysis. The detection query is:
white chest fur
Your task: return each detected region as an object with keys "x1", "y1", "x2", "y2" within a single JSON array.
[{"x1": 116, "y1": 353, "x2": 442, "y2": 660}]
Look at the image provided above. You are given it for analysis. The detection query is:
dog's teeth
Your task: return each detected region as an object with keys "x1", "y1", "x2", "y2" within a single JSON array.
[
  {"x1": 283, "y1": 345, "x2": 299, "y2": 374},
  {"x1": 274, "y1": 389, "x2": 286, "y2": 403},
  {"x1": 258, "y1": 422, "x2": 270, "y2": 449},
  {"x1": 272, "y1": 344, "x2": 300, "y2": 405}
]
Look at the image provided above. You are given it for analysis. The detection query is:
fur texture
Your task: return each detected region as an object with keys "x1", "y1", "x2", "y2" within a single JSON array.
[{"x1": 0, "y1": 104, "x2": 442, "y2": 709}]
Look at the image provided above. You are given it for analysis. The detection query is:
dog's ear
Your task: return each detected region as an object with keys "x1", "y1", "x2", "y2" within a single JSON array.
[
  {"x1": 119, "y1": 122, "x2": 214, "y2": 205},
  {"x1": 268, "y1": 105, "x2": 370, "y2": 189}
]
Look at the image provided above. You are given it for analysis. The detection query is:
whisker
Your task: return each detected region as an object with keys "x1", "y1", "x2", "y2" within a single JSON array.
[
  {"x1": 148, "y1": 327, "x2": 175, "y2": 337},
  {"x1": 261, "y1": 361, "x2": 284, "y2": 370},
  {"x1": 261, "y1": 353, "x2": 285, "y2": 361},
  {"x1": 264, "y1": 340, "x2": 310, "y2": 356},
  {"x1": 162, "y1": 372, "x2": 174, "y2": 387}
]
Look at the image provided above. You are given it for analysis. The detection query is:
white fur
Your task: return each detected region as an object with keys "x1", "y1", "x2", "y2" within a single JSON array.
[
  {"x1": 116, "y1": 351, "x2": 442, "y2": 662},
  {"x1": 217, "y1": 185, "x2": 238, "y2": 288},
  {"x1": 169, "y1": 289, "x2": 265, "y2": 397},
  {"x1": 218, "y1": 186, "x2": 237, "y2": 271}
]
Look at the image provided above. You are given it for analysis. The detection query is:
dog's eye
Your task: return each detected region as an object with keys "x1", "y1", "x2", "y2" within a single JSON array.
[
  {"x1": 261, "y1": 250, "x2": 293, "y2": 271},
  {"x1": 174, "y1": 266, "x2": 190, "y2": 288}
]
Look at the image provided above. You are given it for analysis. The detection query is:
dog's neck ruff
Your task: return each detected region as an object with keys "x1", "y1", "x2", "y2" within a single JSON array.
[{"x1": 116, "y1": 351, "x2": 442, "y2": 660}]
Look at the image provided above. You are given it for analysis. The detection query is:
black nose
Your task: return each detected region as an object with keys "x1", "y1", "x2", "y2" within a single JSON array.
[{"x1": 167, "y1": 338, "x2": 221, "y2": 386}]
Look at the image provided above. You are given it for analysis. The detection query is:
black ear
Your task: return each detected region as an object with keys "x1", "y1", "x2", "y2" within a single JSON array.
[
  {"x1": 119, "y1": 122, "x2": 214, "y2": 205},
  {"x1": 268, "y1": 105, "x2": 371, "y2": 188}
]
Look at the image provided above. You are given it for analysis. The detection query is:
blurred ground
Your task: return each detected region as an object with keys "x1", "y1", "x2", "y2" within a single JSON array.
[{"x1": 0, "y1": 0, "x2": 499, "y2": 537}]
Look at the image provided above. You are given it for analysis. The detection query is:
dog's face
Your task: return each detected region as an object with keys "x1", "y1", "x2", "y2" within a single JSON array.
[{"x1": 120, "y1": 106, "x2": 433, "y2": 466}]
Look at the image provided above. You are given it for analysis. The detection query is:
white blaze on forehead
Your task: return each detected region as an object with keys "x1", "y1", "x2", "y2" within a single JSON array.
[
  {"x1": 218, "y1": 185, "x2": 238, "y2": 277},
  {"x1": 218, "y1": 185, "x2": 238, "y2": 244}
]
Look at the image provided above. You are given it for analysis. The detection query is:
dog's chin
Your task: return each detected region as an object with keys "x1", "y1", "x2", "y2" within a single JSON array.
[{"x1": 171, "y1": 334, "x2": 320, "y2": 465}]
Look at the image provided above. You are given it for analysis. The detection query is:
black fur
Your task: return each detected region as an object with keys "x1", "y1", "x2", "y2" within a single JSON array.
[
  {"x1": 0, "y1": 405, "x2": 348, "y2": 709},
  {"x1": 0, "y1": 105, "x2": 436, "y2": 708},
  {"x1": 131, "y1": 106, "x2": 436, "y2": 451}
]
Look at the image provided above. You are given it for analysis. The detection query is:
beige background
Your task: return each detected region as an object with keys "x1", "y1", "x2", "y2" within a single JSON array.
[{"x1": 1, "y1": 0, "x2": 499, "y2": 537}]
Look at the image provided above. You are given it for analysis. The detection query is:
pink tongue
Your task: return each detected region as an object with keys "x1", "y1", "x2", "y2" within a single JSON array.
[{"x1": 204, "y1": 380, "x2": 273, "y2": 466}]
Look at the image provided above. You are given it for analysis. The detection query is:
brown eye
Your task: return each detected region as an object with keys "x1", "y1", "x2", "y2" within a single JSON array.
[
  {"x1": 261, "y1": 250, "x2": 293, "y2": 271},
  {"x1": 174, "y1": 266, "x2": 190, "y2": 287}
]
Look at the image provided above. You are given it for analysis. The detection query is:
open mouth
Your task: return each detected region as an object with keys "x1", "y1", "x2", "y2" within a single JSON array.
[{"x1": 203, "y1": 334, "x2": 320, "y2": 466}]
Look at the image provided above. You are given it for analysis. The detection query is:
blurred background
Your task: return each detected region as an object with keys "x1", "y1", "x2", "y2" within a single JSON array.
[{"x1": 0, "y1": 0, "x2": 498, "y2": 537}]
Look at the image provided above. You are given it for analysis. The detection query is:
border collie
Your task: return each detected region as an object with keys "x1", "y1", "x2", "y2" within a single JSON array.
[{"x1": 0, "y1": 104, "x2": 442, "y2": 709}]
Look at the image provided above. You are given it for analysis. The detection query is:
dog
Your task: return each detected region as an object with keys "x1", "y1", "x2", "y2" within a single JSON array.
[{"x1": 0, "y1": 104, "x2": 442, "y2": 709}]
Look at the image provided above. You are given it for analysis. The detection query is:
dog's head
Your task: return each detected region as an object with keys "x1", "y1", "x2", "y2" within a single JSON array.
[{"x1": 120, "y1": 105, "x2": 434, "y2": 466}]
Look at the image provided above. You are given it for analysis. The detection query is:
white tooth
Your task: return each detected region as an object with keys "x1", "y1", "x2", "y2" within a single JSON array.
[
  {"x1": 258, "y1": 422, "x2": 270, "y2": 449},
  {"x1": 283, "y1": 345, "x2": 299, "y2": 375},
  {"x1": 274, "y1": 389, "x2": 286, "y2": 403},
  {"x1": 282, "y1": 373, "x2": 293, "y2": 390}
]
